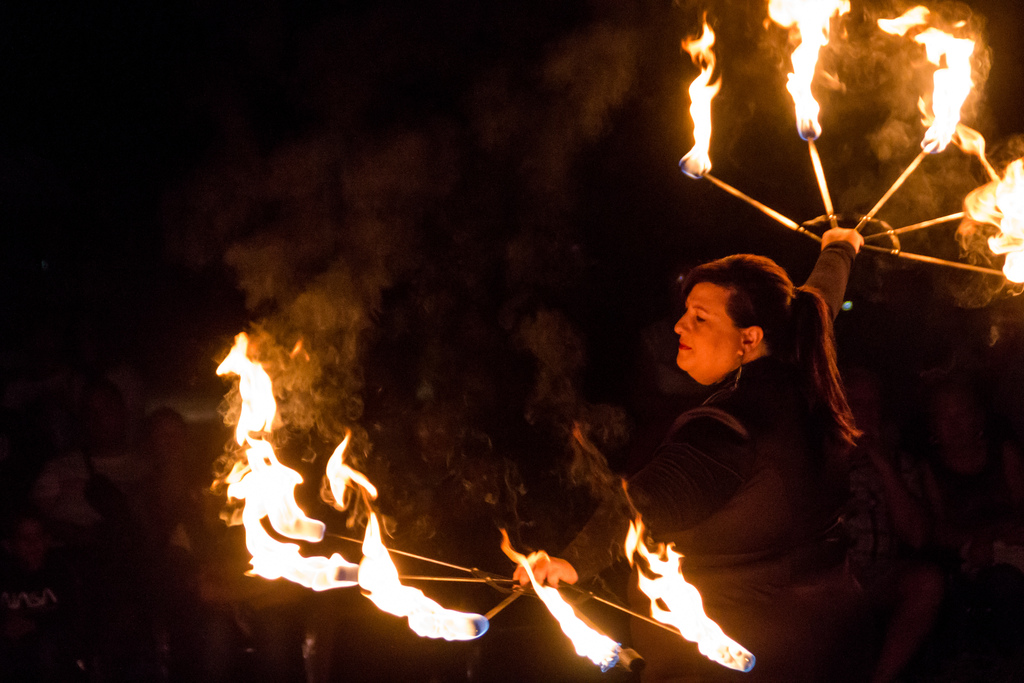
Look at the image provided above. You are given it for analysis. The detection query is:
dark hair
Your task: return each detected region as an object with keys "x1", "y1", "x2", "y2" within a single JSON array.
[{"x1": 680, "y1": 254, "x2": 860, "y2": 449}]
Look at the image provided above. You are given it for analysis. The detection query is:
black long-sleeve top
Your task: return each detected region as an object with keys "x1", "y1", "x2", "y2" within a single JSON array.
[{"x1": 563, "y1": 241, "x2": 857, "y2": 580}]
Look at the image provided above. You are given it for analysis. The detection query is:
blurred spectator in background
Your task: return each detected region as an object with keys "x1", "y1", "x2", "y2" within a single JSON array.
[
  {"x1": 918, "y1": 376, "x2": 1024, "y2": 669},
  {"x1": 144, "y1": 406, "x2": 207, "y2": 681},
  {"x1": 31, "y1": 378, "x2": 150, "y2": 542},
  {"x1": 2, "y1": 322, "x2": 83, "y2": 504},
  {"x1": 843, "y1": 367, "x2": 944, "y2": 682},
  {"x1": 0, "y1": 505, "x2": 89, "y2": 681},
  {"x1": 29, "y1": 378, "x2": 158, "y2": 680},
  {"x1": 922, "y1": 378, "x2": 1024, "y2": 569}
]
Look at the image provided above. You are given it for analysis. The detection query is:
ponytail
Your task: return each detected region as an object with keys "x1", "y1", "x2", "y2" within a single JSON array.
[{"x1": 790, "y1": 286, "x2": 860, "y2": 450}]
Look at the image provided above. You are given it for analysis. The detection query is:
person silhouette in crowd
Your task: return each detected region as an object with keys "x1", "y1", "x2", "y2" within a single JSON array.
[
  {"x1": 30, "y1": 378, "x2": 158, "y2": 680},
  {"x1": 0, "y1": 505, "x2": 89, "y2": 681},
  {"x1": 843, "y1": 367, "x2": 944, "y2": 682},
  {"x1": 919, "y1": 377, "x2": 1024, "y2": 667}
]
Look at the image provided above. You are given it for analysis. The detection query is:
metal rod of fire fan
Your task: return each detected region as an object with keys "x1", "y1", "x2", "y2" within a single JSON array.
[
  {"x1": 327, "y1": 531, "x2": 692, "y2": 639},
  {"x1": 327, "y1": 532, "x2": 478, "y2": 574},
  {"x1": 859, "y1": 243, "x2": 1005, "y2": 275},
  {"x1": 854, "y1": 149, "x2": 929, "y2": 232},
  {"x1": 699, "y1": 173, "x2": 822, "y2": 242},
  {"x1": 863, "y1": 212, "x2": 965, "y2": 242},
  {"x1": 807, "y1": 140, "x2": 839, "y2": 230}
]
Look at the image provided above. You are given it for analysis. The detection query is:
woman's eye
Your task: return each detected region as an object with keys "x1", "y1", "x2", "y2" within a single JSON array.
[{"x1": 695, "y1": 316, "x2": 705, "y2": 323}]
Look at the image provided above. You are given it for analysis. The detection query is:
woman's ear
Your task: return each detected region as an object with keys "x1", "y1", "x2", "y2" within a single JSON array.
[{"x1": 739, "y1": 326, "x2": 764, "y2": 355}]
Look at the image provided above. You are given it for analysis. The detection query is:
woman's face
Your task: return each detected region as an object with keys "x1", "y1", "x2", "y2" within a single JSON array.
[{"x1": 674, "y1": 282, "x2": 746, "y2": 385}]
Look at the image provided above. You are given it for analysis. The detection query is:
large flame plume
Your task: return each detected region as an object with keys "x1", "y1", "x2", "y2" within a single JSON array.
[
  {"x1": 216, "y1": 333, "x2": 357, "y2": 589},
  {"x1": 767, "y1": 0, "x2": 850, "y2": 141},
  {"x1": 963, "y1": 159, "x2": 1024, "y2": 283},
  {"x1": 500, "y1": 530, "x2": 621, "y2": 672},
  {"x1": 216, "y1": 332, "x2": 488, "y2": 638},
  {"x1": 679, "y1": 17, "x2": 721, "y2": 179},
  {"x1": 624, "y1": 517, "x2": 755, "y2": 672},
  {"x1": 877, "y1": 6, "x2": 976, "y2": 154}
]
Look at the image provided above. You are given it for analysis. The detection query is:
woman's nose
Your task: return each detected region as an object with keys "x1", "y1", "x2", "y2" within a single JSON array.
[{"x1": 674, "y1": 316, "x2": 686, "y2": 334}]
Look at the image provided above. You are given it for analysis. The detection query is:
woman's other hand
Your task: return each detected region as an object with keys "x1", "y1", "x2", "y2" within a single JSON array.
[
  {"x1": 821, "y1": 227, "x2": 864, "y2": 254},
  {"x1": 512, "y1": 552, "x2": 579, "y2": 587}
]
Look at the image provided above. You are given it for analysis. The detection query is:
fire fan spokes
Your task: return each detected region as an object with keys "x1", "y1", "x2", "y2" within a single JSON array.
[{"x1": 678, "y1": 4, "x2": 1013, "y2": 282}]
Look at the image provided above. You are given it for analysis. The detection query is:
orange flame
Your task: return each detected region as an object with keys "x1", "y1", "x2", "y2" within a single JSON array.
[
  {"x1": 954, "y1": 123, "x2": 987, "y2": 161},
  {"x1": 953, "y1": 123, "x2": 1000, "y2": 182},
  {"x1": 877, "y1": 7, "x2": 975, "y2": 153},
  {"x1": 217, "y1": 332, "x2": 488, "y2": 636},
  {"x1": 624, "y1": 517, "x2": 755, "y2": 672},
  {"x1": 768, "y1": 0, "x2": 850, "y2": 141},
  {"x1": 500, "y1": 531, "x2": 621, "y2": 671},
  {"x1": 217, "y1": 332, "x2": 277, "y2": 447},
  {"x1": 358, "y1": 514, "x2": 489, "y2": 640},
  {"x1": 964, "y1": 159, "x2": 1024, "y2": 283},
  {"x1": 679, "y1": 18, "x2": 721, "y2": 178},
  {"x1": 324, "y1": 433, "x2": 378, "y2": 511},
  {"x1": 217, "y1": 333, "x2": 357, "y2": 590}
]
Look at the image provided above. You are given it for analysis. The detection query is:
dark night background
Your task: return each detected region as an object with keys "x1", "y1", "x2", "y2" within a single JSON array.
[{"x1": 4, "y1": 0, "x2": 1024, "y2": 680}]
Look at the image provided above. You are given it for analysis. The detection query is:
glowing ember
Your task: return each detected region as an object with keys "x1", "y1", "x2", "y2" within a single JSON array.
[
  {"x1": 768, "y1": 0, "x2": 850, "y2": 141},
  {"x1": 877, "y1": 6, "x2": 976, "y2": 153},
  {"x1": 359, "y1": 513, "x2": 489, "y2": 640},
  {"x1": 624, "y1": 517, "x2": 755, "y2": 673},
  {"x1": 679, "y1": 17, "x2": 721, "y2": 179},
  {"x1": 500, "y1": 531, "x2": 621, "y2": 671},
  {"x1": 964, "y1": 158, "x2": 1024, "y2": 283}
]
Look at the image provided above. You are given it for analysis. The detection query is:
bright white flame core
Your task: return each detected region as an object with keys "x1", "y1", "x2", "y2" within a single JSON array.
[
  {"x1": 965, "y1": 159, "x2": 1024, "y2": 283},
  {"x1": 217, "y1": 333, "x2": 353, "y2": 590},
  {"x1": 877, "y1": 7, "x2": 976, "y2": 153},
  {"x1": 500, "y1": 531, "x2": 621, "y2": 671},
  {"x1": 325, "y1": 433, "x2": 378, "y2": 510},
  {"x1": 625, "y1": 518, "x2": 755, "y2": 672},
  {"x1": 768, "y1": 0, "x2": 850, "y2": 140},
  {"x1": 216, "y1": 333, "x2": 276, "y2": 446},
  {"x1": 360, "y1": 514, "x2": 488, "y2": 640},
  {"x1": 217, "y1": 332, "x2": 489, "y2": 637},
  {"x1": 679, "y1": 19, "x2": 721, "y2": 178}
]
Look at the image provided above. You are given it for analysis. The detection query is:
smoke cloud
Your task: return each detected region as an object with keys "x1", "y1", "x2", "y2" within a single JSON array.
[
  {"x1": 164, "y1": 4, "x2": 644, "y2": 553},
  {"x1": 172, "y1": 0, "x2": 1024, "y2": 558}
]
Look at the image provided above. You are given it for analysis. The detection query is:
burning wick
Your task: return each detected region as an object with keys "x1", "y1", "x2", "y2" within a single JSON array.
[
  {"x1": 679, "y1": 16, "x2": 720, "y2": 179},
  {"x1": 857, "y1": 7, "x2": 978, "y2": 233},
  {"x1": 359, "y1": 514, "x2": 489, "y2": 640},
  {"x1": 624, "y1": 517, "x2": 755, "y2": 673},
  {"x1": 768, "y1": 0, "x2": 851, "y2": 141},
  {"x1": 878, "y1": 6, "x2": 975, "y2": 154},
  {"x1": 500, "y1": 531, "x2": 622, "y2": 672}
]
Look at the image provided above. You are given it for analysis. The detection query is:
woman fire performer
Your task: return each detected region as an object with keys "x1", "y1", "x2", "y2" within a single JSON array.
[{"x1": 516, "y1": 227, "x2": 871, "y2": 681}]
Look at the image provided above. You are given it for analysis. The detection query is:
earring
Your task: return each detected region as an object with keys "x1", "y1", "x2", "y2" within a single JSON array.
[{"x1": 732, "y1": 363, "x2": 742, "y2": 390}]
